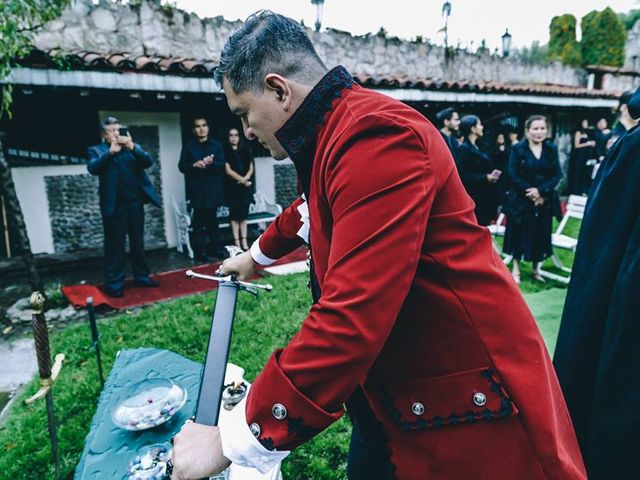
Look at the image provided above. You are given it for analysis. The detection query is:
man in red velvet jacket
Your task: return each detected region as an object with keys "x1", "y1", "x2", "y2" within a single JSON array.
[{"x1": 171, "y1": 11, "x2": 586, "y2": 480}]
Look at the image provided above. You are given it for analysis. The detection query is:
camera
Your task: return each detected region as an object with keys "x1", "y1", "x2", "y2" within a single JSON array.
[{"x1": 118, "y1": 126, "x2": 130, "y2": 137}]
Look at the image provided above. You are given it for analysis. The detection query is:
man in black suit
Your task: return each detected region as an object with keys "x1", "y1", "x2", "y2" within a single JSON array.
[
  {"x1": 178, "y1": 117, "x2": 226, "y2": 261},
  {"x1": 87, "y1": 116, "x2": 161, "y2": 297},
  {"x1": 436, "y1": 107, "x2": 461, "y2": 158}
]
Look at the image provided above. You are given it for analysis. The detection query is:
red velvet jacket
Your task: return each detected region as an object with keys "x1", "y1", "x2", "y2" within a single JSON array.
[{"x1": 246, "y1": 66, "x2": 585, "y2": 479}]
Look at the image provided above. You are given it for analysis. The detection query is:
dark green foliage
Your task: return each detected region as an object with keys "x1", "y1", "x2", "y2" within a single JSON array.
[
  {"x1": 619, "y1": 9, "x2": 640, "y2": 31},
  {"x1": 581, "y1": 8, "x2": 627, "y2": 67},
  {"x1": 516, "y1": 41, "x2": 551, "y2": 65},
  {"x1": 0, "y1": 0, "x2": 71, "y2": 118},
  {"x1": 549, "y1": 14, "x2": 579, "y2": 61},
  {"x1": 560, "y1": 42, "x2": 583, "y2": 67}
]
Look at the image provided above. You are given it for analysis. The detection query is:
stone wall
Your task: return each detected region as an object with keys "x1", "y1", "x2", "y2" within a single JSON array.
[
  {"x1": 46, "y1": 125, "x2": 165, "y2": 252},
  {"x1": 36, "y1": 0, "x2": 584, "y2": 87},
  {"x1": 602, "y1": 73, "x2": 640, "y2": 93},
  {"x1": 274, "y1": 164, "x2": 298, "y2": 208}
]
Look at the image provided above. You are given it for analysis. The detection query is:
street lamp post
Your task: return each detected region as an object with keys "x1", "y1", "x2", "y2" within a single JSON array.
[
  {"x1": 502, "y1": 28, "x2": 512, "y2": 57},
  {"x1": 442, "y1": 1, "x2": 452, "y2": 51},
  {"x1": 311, "y1": 0, "x2": 325, "y2": 32}
]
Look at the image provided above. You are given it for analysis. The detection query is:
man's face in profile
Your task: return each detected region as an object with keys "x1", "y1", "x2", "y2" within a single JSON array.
[
  {"x1": 223, "y1": 77, "x2": 290, "y2": 160},
  {"x1": 447, "y1": 112, "x2": 460, "y2": 133}
]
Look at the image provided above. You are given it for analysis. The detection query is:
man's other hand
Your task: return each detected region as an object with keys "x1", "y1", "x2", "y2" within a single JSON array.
[
  {"x1": 219, "y1": 250, "x2": 257, "y2": 280},
  {"x1": 109, "y1": 139, "x2": 122, "y2": 155},
  {"x1": 171, "y1": 422, "x2": 231, "y2": 480}
]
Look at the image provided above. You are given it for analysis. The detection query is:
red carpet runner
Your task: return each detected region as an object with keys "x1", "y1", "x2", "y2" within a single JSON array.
[{"x1": 62, "y1": 248, "x2": 308, "y2": 310}]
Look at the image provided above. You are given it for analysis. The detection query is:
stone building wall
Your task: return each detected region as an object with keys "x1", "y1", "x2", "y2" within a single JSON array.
[
  {"x1": 274, "y1": 164, "x2": 298, "y2": 208},
  {"x1": 602, "y1": 73, "x2": 640, "y2": 93},
  {"x1": 36, "y1": 0, "x2": 584, "y2": 87},
  {"x1": 45, "y1": 125, "x2": 165, "y2": 252}
]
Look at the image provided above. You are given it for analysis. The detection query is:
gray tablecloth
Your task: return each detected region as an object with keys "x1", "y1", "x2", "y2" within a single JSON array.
[{"x1": 74, "y1": 348, "x2": 201, "y2": 479}]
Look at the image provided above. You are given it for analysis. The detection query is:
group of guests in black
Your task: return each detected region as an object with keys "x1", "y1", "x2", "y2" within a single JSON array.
[
  {"x1": 88, "y1": 115, "x2": 254, "y2": 297},
  {"x1": 179, "y1": 116, "x2": 255, "y2": 262},
  {"x1": 436, "y1": 106, "x2": 619, "y2": 284}
]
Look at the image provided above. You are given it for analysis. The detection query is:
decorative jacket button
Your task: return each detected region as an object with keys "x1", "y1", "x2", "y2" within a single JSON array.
[
  {"x1": 411, "y1": 402, "x2": 425, "y2": 415},
  {"x1": 249, "y1": 422, "x2": 261, "y2": 437},
  {"x1": 473, "y1": 392, "x2": 487, "y2": 406},
  {"x1": 272, "y1": 403, "x2": 287, "y2": 420}
]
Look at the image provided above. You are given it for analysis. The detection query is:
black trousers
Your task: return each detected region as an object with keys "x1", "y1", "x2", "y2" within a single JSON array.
[
  {"x1": 348, "y1": 421, "x2": 380, "y2": 480},
  {"x1": 102, "y1": 200, "x2": 150, "y2": 290},
  {"x1": 191, "y1": 207, "x2": 220, "y2": 257}
]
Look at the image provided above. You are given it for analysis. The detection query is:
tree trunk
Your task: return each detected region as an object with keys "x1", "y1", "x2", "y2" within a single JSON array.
[{"x1": 0, "y1": 134, "x2": 44, "y2": 294}]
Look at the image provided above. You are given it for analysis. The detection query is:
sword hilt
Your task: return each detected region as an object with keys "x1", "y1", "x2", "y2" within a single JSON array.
[
  {"x1": 26, "y1": 291, "x2": 65, "y2": 405},
  {"x1": 185, "y1": 270, "x2": 273, "y2": 293}
]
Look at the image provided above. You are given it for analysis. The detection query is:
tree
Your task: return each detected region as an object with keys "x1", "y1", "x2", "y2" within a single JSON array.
[
  {"x1": 581, "y1": 7, "x2": 627, "y2": 67},
  {"x1": 618, "y1": 9, "x2": 640, "y2": 31},
  {"x1": 549, "y1": 14, "x2": 579, "y2": 62},
  {"x1": 0, "y1": 0, "x2": 71, "y2": 294},
  {"x1": 560, "y1": 42, "x2": 583, "y2": 67}
]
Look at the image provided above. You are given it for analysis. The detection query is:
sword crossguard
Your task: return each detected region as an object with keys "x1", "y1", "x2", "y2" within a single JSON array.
[
  {"x1": 185, "y1": 270, "x2": 273, "y2": 294},
  {"x1": 25, "y1": 353, "x2": 66, "y2": 405}
]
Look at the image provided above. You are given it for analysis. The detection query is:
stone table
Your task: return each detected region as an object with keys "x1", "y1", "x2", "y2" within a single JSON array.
[{"x1": 74, "y1": 348, "x2": 282, "y2": 480}]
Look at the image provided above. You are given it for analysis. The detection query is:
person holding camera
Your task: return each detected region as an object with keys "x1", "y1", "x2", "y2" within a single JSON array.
[
  {"x1": 179, "y1": 117, "x2": 226, "y2": 261},
  {"x1": 87, "y1": 116, "x2": 161, "y2": 298}
]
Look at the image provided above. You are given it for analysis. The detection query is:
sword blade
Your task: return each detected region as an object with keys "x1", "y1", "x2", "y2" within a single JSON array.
[
  {"x1": 45, "y1": 391, "x2": 61, "y2": 479},
  {"x1": 194, "y1": 281, "x2": 238, "y2": 426}
]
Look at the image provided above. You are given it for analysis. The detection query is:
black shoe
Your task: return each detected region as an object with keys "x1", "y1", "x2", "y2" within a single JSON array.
[
  {"x1": 195, "y1": 254, "x2": 211, "y2": 263},
  {"x1": 135, "y1": 278, "x2": 160, "y2": 288},
  {"x1": 103, "y1": 286, "x2": 124, "y2": 298}
]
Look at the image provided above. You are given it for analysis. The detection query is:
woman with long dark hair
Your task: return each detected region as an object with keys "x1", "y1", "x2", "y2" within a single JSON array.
[
  {"x1": 504, "y1": 115, "x2": 562, "y2": 284},
  {"x1": 455, "y1": 115, "x2": 501, "y2": 225},
  {"x1": 224, "y1": 127, "x2": 255, "y2": 250}
]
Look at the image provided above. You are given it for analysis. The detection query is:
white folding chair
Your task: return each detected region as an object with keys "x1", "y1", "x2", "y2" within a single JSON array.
[{"x1": 538, "y1": 194, "x2": 586, "y2": 284}]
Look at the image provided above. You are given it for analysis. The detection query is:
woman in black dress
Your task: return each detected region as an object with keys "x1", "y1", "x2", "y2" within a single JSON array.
[
  {"x1": 567, "y1": 119, "x2": 597, "y2": 195},
  {"x1": 455, "y1": 115, "x2": 501, "y2": 226},
  {"x1": 224, "y1": 128, "x2": 255, "y2": 250},
  {"x1": 504, "y1": 115, "x2": 562, "y2": 284}
]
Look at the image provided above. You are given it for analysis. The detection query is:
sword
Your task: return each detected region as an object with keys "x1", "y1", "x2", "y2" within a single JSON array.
[
  {"x1": 25, "y1": 292, "x2": 65, "y2": 480},
  {"x1": 188, "y1": 255, "x2": 272, "y2": 424},
  {"x1": 167, "y1": 248, "x2": 273, "y2": 478}
]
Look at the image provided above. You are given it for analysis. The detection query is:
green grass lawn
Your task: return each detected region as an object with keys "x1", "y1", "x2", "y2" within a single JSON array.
[{"x1": 0, "y1": 219, "x2": 579, "y2": 479}]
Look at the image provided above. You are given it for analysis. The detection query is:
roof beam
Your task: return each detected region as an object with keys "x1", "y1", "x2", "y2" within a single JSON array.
[
  {"x1": 5, "y1": 67, "x2": 617, "y2": 108},
  {"x1": 377, "y1": 88, "x2": 618, "y2": 108},
  {"x1": 6, "y1": 67, "x2": 221, "y2": 94}
]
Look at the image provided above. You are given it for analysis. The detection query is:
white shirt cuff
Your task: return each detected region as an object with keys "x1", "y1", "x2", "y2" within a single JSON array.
[
  {"x1": 250, "y1": 236, "x2": 277, "y2": 266},
  {"x1": 219, "y1": 386, "x2": 290, "y2": 474}
]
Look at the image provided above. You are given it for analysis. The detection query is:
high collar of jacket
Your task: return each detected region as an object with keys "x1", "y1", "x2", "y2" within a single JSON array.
[
  {"x1": 513, "y1": 138, "x2": 554, "y2": 155},
  {"x1": 275, "y1": 65, "x2": 355, "y2": 196}
]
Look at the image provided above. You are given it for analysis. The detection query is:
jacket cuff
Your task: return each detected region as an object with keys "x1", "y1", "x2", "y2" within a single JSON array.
[
  {"x1": 250, "y1": 236, "x2": 277, "y2": 266},
  {"x1": 246, "y1": 350, "x2": 344, "y2": 451},
  {"x1": 219, "y1": 385, "x2": 290, "y2": 474}
]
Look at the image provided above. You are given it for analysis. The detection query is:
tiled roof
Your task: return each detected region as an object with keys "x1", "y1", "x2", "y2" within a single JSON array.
[
  {"x1": 352, "y1": 73, "x2": 620, "y2": 99},
  {"x1": 17, "y1": 49, "x2": 620, "y2": 99}
]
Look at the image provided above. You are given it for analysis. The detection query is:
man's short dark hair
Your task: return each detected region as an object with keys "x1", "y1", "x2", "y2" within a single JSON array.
[
  {"x1": 192, "y1": 116, "x2": 208, "y2": 127},
  {"x1": 436, "y1": 107, "x2": 457, "y2": 128},
  {"x1": 214, "y1": 10, "x2": 327, "y2": 93}
]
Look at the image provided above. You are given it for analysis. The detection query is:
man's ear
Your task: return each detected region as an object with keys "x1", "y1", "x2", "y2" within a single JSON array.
[{"x1": 264, "y1": 74, "x2": 292, "y2": 110}]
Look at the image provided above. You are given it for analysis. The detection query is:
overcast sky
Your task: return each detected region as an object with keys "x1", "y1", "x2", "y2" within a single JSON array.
[{"x1": 174, "y1": 0, "x2": 639, "y2": 50}]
